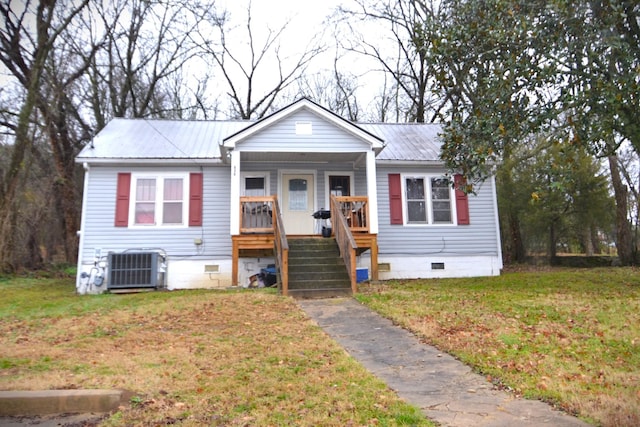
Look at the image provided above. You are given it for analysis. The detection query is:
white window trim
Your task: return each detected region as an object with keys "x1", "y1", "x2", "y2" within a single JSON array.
[
  {"x1": 240, "y1": 171, "x2": 270, "y2": 196},
  {"x1": 128, "y1": 172, "x2": 189, "y2": 228},
  {"x1": 401, "y1": 174, "x2": 458, "y2": 226}
]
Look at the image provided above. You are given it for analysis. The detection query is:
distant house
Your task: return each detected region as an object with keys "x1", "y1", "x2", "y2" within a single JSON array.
[{"x1": 75, "y1": 98, "x2": 502, "y2": 296}]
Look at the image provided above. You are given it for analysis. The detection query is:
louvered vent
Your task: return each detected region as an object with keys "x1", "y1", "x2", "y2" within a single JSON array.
[{"x1": 107, "y1": 252, "x2": 160, "y2": 289}]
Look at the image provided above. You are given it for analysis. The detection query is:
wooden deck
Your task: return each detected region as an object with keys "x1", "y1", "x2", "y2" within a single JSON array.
[{"x1": 232, "y1": 196, "x2": 378, "y2": 295}]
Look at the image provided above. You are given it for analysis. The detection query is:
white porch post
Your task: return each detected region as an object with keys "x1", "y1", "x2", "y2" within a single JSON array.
[
  {"x1": 230, "y1": 150, "x2": 240, "y2": 235},
  {"x1": 366, "y1": 149, "x2": 379, "y2": 234}
]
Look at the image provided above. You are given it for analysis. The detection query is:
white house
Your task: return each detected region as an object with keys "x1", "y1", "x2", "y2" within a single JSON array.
[{"x1": 75, "y1": 98, "x2": 502, "y2": 296}]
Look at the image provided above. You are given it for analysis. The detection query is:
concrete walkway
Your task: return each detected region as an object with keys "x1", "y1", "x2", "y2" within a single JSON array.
[{"x1": 298, "y1": 298, "x2": 590, "y2": 427}]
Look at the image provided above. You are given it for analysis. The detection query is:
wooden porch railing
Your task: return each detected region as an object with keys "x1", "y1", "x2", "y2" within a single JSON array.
[
  {"x1": 333, "y1": 196, "x2": 369, "y2": 233},
  {"x1": 240, "y1": 196, "x2": 274, "y2": 233},
  {"x1": 239, "y1": 196, "x2": 288, "y2": 294},
  {"x1": 330, "y1": 195, "x2": 358, "y2": 293}
]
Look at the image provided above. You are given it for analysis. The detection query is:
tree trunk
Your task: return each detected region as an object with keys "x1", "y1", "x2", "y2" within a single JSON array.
[
  {"x1": 503, "y1": 211, "x2": 526, "y2": 263},
  {"x1": 584, "y1": 226, "x2": 594, "y2": 256},
  {"x1": 608, "y1": 155, "x2": 634, "y2": 265},
  {"x1": 549, "y1": 221, "x2": 557, "y2": 258},
  {"x1": 0, "y1": 76, "x2": 44, "y2": 273},
  {"x1": 590, "y1": 226, "x2": 601, "y2": 254}
]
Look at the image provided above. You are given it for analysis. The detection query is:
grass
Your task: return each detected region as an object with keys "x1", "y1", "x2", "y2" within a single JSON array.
[
  {"x1": 0, "y1": 276, "x2": 430, "y2": 426},
  {"x1": 356, "y1": 267, "x2": 640, "y2": 427},
  {"x1": 2, "y1": 269, "x2": 638, "y2": 426}
]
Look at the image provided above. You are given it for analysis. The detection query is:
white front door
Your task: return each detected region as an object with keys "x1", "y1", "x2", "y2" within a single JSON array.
[{"x1": 282, "y1": 173, "x2": 315, "y2": 234}]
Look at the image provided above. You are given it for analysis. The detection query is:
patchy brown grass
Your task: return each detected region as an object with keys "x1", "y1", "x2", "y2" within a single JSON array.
[
  {"x1": 356, "y1": 267, "x2": 640, "y2": 427},
  {"x1": 0, "y1": 279, "x2": 429, "y2": 426}
]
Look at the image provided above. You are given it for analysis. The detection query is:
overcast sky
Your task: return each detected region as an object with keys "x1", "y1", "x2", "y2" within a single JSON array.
[{"x1": 209, "y1": 0, "x2": 386, "y2": 116}]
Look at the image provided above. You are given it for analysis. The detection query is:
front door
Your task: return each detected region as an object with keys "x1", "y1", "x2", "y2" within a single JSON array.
[{"x1": 282, "y1": 173, "x2": 315, "y2": 234}]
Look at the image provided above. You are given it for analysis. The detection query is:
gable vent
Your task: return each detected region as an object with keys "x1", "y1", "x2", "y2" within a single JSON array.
[{"x1": 107, "y1": 252, "x2": 161, "y2": 289}]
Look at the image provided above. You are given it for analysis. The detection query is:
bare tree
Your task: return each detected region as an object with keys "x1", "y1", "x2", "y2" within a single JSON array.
[
  {"x1": 0, "y1": 0, "x2": 91, "y2": 272},
  {"x1": 337, "y1": 0, "x2": 441, "y2": 123},
  {"x1": 84, "y1": 0, "x2": 210, "y2": 126},
  {"x1": 192, "y1": 0, "x2": 326, "y2": 120},
  {"x1": 295, "y1": 52, "x2": 361, "y2": 121}
]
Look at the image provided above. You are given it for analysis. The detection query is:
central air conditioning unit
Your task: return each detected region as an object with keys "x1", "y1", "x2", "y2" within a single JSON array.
[{"x1": 107, "y1": 252, "x2": 163, "y2": 290}]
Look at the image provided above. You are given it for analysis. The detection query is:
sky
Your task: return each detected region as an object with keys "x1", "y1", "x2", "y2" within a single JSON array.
[
  {"x1": 209, "y1": 0, "x2": 385, "y2": 116},
  {"x1": 0, "y1": 0, "x2": 386, "y2": 120}
]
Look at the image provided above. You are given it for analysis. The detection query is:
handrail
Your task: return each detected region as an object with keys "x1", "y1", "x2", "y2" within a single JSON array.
[
  {"x1": 330, "y1": 195, "x2": 358, "y2": 293},
  {"x1": 272, "y1": 198, "x2": 289, "y2": 296}
]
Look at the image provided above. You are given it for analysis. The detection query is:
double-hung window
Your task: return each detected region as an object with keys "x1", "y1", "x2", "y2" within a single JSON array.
[
  {"x1": 404, "y1": 175, "x2": 454, "y2": 225},
  {"x1": 131, "y1": 174, "x2": 188, "y2": 226}
]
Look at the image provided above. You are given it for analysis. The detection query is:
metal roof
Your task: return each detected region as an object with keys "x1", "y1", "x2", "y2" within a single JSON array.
[
  {"x1": 76, "y1": 118, "x2": 444, "y2": 164},
  {"x1": 360, "y1": 123, "x2": 442, "y2": 162},
  {"x1": 76, "y1": 118, "x2": 249, "y2": 162}
]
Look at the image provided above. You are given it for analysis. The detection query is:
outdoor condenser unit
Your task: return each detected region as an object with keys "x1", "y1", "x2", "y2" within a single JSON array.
[{"x1": 107, "y1": 252, "x2": 161, "y2": 289}]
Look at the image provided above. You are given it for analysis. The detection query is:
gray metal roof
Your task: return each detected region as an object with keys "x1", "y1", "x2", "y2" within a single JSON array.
[
  {"x1": 76, "y1": 118, "x2": 444, "y2": 164},
  {"x1": 76, "y1": 118, "x2": 249, "y2": 162},
  {"x1": 360, "y1": 123, "x2": 442, "y2": 162}
]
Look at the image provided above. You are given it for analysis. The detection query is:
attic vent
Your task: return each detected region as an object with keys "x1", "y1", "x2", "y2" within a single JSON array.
[
  {"x1": 295, "y1": 121, "x2": 312, "y2": 135},
  {"x1": 107, "y1": 252, "x2": 160, "y2": 289}
]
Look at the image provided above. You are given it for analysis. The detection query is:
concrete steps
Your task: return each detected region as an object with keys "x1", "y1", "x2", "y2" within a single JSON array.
[{"x1": 287, "y1": 238, "x2": 351, "y2": 298}]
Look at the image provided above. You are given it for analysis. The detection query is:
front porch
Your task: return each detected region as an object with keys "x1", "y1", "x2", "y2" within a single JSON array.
[{"x1": 231, "y1": 195, "x2": 378, "y2": 296}]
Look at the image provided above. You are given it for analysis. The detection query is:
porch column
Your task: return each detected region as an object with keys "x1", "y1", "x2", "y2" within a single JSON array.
[
  {"x1": 366, "y1": 149, "x2": 379, "y2": 234},
  {"x1": 230, "y1": 150, "x2": 240, "y2": 235},
  {"x1": 230, "y1": 150, "x2": 241, "y2": 287}
]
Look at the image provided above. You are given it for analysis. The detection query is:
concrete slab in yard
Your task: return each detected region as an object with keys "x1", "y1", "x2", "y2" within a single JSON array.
[{"x1": 0, "y1": 389, "x2": 129, "y2": 416}]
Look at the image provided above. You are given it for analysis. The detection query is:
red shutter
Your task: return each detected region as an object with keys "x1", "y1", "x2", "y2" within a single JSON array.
[
  {"x1": 115, "y1": 173, "x2": 131, "y2": 227},
  {"x1": 454, "y1": 174, "x2": 470, "y2": 225},
  {"x1": 189, "y1": 173, "x2": 203, "y2": 226},
  {"x1": 388, "y1": 173, "x2": 403, "y2": 225}
]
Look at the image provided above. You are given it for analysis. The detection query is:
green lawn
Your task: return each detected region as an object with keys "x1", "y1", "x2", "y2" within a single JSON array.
[{"x1": 356, "y1": 267, "x2": 640, "y2": 427}]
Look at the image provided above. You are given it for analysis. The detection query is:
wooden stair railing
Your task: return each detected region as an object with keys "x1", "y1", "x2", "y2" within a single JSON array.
[
  {"x1": 330, "y1": 195, "x2": 358, "y2": 293},
  {"x1": 272, "y1": 198, "x2": 289, "y2": 295}
]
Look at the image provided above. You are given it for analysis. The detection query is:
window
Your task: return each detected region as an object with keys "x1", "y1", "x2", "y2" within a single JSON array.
[
  {"x1": 244, "y1": 177, "x2": 265, "y2": 196},
  {"x1": 241, "y1": 173, "x2": 269, "y2": 196},
  {"x1": 406, "y1": 178, "x2": 427, "y2": 223},
  {"x1": 329, "y1": 175, "x2": 350, "y2": 197},
  {"x1": 403, "y1": 175, "x2": 453, "y2": 225},
  {"x1": 431, "y1": 178, "x2": 452, "y2": 224},
  {"x1": 131, "y1": 174, "x2": 188, "y2": 226}
]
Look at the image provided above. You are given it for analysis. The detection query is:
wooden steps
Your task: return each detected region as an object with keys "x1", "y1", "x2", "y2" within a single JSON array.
[{"x1": 286, "y1": 237, "x2": 351, "y2": 299}]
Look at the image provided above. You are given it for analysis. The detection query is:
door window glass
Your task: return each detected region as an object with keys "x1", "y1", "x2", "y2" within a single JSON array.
[{"x1": 289, "y1": 179, "x2": 308, "y2": 211}]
